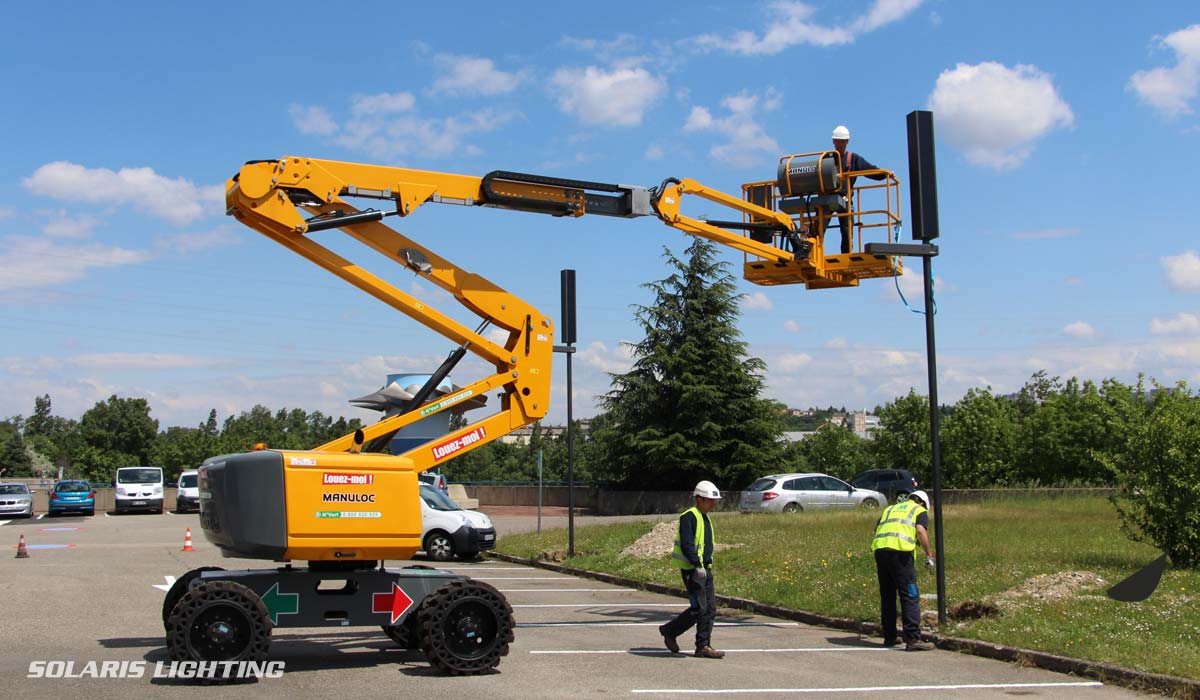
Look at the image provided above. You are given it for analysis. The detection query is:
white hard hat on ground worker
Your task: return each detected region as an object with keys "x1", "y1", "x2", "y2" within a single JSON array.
[{"x1": 694, "y1": 481, "x2": 722, "y2": 499}]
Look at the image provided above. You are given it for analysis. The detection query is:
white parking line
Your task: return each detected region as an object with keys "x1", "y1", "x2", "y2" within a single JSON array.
[
  {"x1": 630, "y1": 681, "x2": 1105, "y2": 694},
  {"x1": 435, "y1": 567, "x2": 536, "y2": 571},
  {"x1": 468, "y1": 576, "x2": 578, "y2": 580},
  {"x1": 498, "y1": 588, "x2": 636, "y2": 593},
  {"x1": 104, "y1": 512, "x2": 110, "y2": 518},
  {"x1": 0, "y1": 520, "x2": 10, "y2": 527},
  {"x1": 514, "y1": 603, "x2": 683, "y2": 608},
  {"x1": 518, "y1": 622, "x2": 802, "y2": 628},
  {"x1": 532, "y1": 647, "x2": 894, "y2": 655},
  {"x1": 36, "y1": 513, "x2": 46, "y2": 520}
]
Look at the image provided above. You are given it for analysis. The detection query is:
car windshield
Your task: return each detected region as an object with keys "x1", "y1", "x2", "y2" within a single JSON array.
[
  {"x1": 420, "y1": 485, "x2": 461, "y2": 512},
  {"x1": 745, "y1": 478, "x2": 777, "y2": 492},
  {"x1": 0, "y1": 484, "x2": 30, "y2": 495},
  {"x1": 55, "y1": 482, "x2": 89, "y2": 493},
  {"x1": 179, "y1": 474, "x2": 198, "y2": 488},
  {"x1": 117, "y1": 468, "x2": 161, "y2": 484}
]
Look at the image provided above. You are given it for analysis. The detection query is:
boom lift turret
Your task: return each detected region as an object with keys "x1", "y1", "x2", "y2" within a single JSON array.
[{"x1": 160, "y1": 154, "x2": 903, "y2": 678}]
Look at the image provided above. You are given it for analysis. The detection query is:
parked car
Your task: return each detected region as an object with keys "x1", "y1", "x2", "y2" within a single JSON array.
[
  {"x1": 419, "y1": 483, "x2": 495, "y2": 562},
  {"x1": 175, "y1": 469, "x2": 199, "y2": 512},
  {"x1": 0, "y1": 482, "x2": 34, "y2": 518},
  {"x1": 48, "y1": 480, "x2": 95, "y2": 516},
  {"x1": 417, "y1": 471, "x2": 448, "y2": 491},
  {"x1": 738, "y1": 473, "x2": 886, "y2": 513},
  {"x1": 849, "y1": 469, "x2": 920, "y2": 504},
  {"x1": 114, "y1": 466, "x2": 164, "y2": 514}
]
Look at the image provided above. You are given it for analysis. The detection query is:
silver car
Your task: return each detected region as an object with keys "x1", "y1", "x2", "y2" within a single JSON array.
[
  {"x1": 738, "y1": 473, "x2": 886, "y2": 513},
  {"x1": 0, "y1": 482, "x2": 34, "y2": 518}
]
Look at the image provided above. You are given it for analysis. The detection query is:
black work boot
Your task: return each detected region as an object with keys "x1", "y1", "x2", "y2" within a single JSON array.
[{"x1": 658, "y1": 625, "x2": 680, "y2": 654}]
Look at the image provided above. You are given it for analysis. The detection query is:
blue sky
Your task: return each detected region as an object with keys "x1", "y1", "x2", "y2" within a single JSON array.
[{"x1": 2, "y1": 1, "x2": 1199, "y2": 429}]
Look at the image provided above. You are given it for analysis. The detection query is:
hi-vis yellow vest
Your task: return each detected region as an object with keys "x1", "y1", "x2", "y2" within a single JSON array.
[
  {"x1": 871, "y1": 501, "x2": 926, "y2": 553},
  {"x1": 671, "y1": 506, "x2": 711, "y2": 569}
]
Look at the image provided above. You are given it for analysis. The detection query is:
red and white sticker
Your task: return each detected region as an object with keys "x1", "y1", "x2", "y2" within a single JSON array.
[
  {"x1": 322, "y1": 472, "x2": 374, "y2": 485},
  {"x1": 430, "y1": 426, "x2": 487, "y2": 461}
]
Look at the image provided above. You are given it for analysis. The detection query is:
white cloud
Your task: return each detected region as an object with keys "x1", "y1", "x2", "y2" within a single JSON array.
[
  {"x1": 740, "y1": 291, "x2": 773, "y2": 311},
  {"x1": 23, "y1": 162, "x2": 223, "y2": 226},
  {"x1": 644, "y1": 144, "x2": 665, "y2": 160},
  {"x1": 0, "y1": 235, "x2": 152, "y2": 292},
  {"x1": 1150, "y1": 312, "x2": 1200, "y2": 336},
  {"x1": 40, "y1": 210, "x2": 99, "y2": 239},
  {"x1": 928, "y1": 62, "x2": 1074, "y2": 169},
  {"x1": 291, "y1": 91, "x2": 512, "y2": 159},
  {"x1": 1163, "y1": 250, "x2": 1200, "y2": 291},
  {"x1": 1011, "y1": 227, "x2": 1079, "y2": 240},
  {"x1": 350, "y1": 91, "x2": 416, "y2": 116},
  {"x1": 154, "y1": 226, "x2": 243, "y2": 255},
  {"x1": 684, "y1": 89, "x2": 782, "y2": 168},
  {"x1": 287, "y1": 104, "x2": 338, "y2": 135},
  {"x1": 550, "y1": 66, "x2": 667, "y2": 126},
  {"x1": 577, "y1": 340, "x2": 634, "y2": 374},
  {"x1": 1063, "y1": 321, "x2": 1097, "y2": 339},
  {"x1": 784, "y1": 320, "x2": 802, "y2": 333},
  {"x1": 1129, "y1": 24, "x2": 1200, "y2": 117},
  {"x1": 696, "y1": 0, "x2": 920, "y2": 55},
  {"x1": 775, "y1": 352, "x2": 813, "y2": 373},
  {"x1": 825, "y1": 337, "x2": 849, "y2": 349},
  {"x1": 432, "y1": 54, "x2": 522, "y2": 96}
]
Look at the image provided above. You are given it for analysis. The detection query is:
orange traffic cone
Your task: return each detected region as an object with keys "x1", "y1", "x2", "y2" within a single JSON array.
[
  {"x1": 182, "y1": 528, "x2": 194, "y2": 552},
  {"x1": 15, "y1": 534, "x2": 29, "y2": 559}
]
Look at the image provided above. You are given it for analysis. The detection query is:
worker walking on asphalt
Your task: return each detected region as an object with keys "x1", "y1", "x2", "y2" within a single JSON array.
[
  {"x1": 872, "y1": 490, "x2": 936, "y2": 651},
  {"x1": 660, "y1": 480, "x2": 725, "y2": 659}
]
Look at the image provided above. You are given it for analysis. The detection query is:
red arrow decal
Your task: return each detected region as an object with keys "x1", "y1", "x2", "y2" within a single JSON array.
[{"x1": 372, "y1": 582, "x2": 415, "y2": 624}]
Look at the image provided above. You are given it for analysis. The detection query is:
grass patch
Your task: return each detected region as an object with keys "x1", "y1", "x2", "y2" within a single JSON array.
[{"x1": 497, "y1": 497, "x2": 1200, "y2": 679}]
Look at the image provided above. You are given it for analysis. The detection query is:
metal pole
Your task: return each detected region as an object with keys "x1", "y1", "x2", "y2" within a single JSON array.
[
  {"x1": 566, "y1": 349, "x2": 575, "y2": 557},
  {"x1": 923, "y1": 254, "x2": 947, "y2": 626},
  {"x1": 537, "y1": 448, "x2": 543, "y2": 534}
]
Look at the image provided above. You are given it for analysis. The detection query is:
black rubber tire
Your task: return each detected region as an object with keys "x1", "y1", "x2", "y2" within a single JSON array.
[
  {"x1": 381, "y1": 614, "x2": 422, "y2": 650},
  {"x1": 455, "y1": 550, "x2": 481, "y2": 562},
  {"x1": 782, "y1": 502, "x2": 801, "y2": 514},
  {"x1": 166, "y1": 581, "x2": 271, "y2": 675},
  {"x1": 418, "y1": 580, "x2": 514, "y2": 675},
  {"x1": 161, "y1": 567, "x2": 227, "y2": 631},
  {"x1": 860, "y1": 498, "x2": 881, "y2": 509},
  {"x1": 424, "y1": 532, "x2": 455, "y2": 562},
  {"x1": 86, "y1": 509, "x2": 94, "y2": 517},
  {"x1": 894, "y1": 492, "x2": 910, "y2": 505}
]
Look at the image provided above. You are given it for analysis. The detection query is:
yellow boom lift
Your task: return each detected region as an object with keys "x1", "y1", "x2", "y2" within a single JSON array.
[{"x1": 161, "y1": 154, "x2": 902, "y2": 677}]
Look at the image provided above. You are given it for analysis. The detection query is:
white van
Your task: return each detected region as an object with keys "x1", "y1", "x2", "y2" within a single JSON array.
[
  {"x1": 175, "y1": 469, "x2": 200, "y2": 513},
  {"x1": 419, "y1": 483, "x2": 495, "y2": 562},
  {"x1": 114, "y1": 466, "x2": 164, "y2": 514}
]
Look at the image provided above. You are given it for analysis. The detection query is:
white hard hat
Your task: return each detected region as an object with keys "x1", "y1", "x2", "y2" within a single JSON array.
[
  {"x1": 832, "y1": 125, "x2": 851, "y2": 140},
  {"x1": 909, "y1": 490, "x2": 930, "y2": 507},
  {"x1": 694, "y1": 480, "x2": 722, "y2": 500}
]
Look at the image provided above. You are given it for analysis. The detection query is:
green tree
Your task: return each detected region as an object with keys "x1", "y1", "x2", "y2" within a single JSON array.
[
  {"x1": 869, "y1": 390, "x2": 931, "y2": 481},
  {"x1": 76, "y1": 395, "x2": 158, "y2": 481},
  {"x1": 0, "y1": 418, "x2": 35, "y2": 478},
  {"x1": 1014, "y1": 376, "x2": 1117, "y2": 485},
  {"x1": 941, "y1": 387, "x2": 1018, "y2": 487},
  {"x1": 589, "y1": 239, "x2": 786, "y2": 490},
  {"x1": 799, "y1": 423, "x2": 868, "y2": 480},
  {"x1": 1106, "y1": 381, "x2": 1200, "y2": 568},
  {"x1": 22, "y1": 395, "x2": 82, "y2": 477}
]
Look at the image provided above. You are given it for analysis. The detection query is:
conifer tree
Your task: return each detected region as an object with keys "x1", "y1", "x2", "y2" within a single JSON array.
[{"x1": 591, "y1": 238, "x2": 785, "y2": 490}]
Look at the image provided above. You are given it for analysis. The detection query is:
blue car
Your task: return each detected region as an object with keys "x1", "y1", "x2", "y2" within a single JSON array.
[{"x1": 48, "y1": 480, "x2": 95, "y2": 516}]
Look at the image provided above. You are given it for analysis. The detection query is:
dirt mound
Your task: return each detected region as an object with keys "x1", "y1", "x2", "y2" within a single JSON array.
[
  {"x1": 620, "y1": 522, "x2": 742, "y2": 559},
  {"x1": 990, "y1": 571, "x2": 1108, "y2": 606}
]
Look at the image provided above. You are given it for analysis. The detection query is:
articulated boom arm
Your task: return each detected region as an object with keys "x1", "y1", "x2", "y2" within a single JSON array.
[{"x1": 225, "y1": 157, "x2": 804, "y2": 468}]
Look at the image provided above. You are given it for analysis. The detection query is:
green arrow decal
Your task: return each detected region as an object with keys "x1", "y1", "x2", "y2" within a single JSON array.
[{"x1": 262, "y1": 582, "x2": 299, "y2": 625}]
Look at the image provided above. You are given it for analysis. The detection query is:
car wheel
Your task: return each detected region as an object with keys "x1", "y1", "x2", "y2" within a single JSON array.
[
  {"x1": 425, "y1": 532, "x2": 455, "y2": 562},
  {"x1": 894, "y1": 492, "x2": 909, "y2": 505},
  {"x1": 86, "y1": 509, "x2": 95, "y2": 516},
  {"x1": 456, "y1": 550, "x2": 481, "y2": 562},
  {"x1": 860, "y1": 498, "x2": 881, "y2": 509},
  {"x1": 782, "y1": 502, "x2": 801, "y2": 514}
]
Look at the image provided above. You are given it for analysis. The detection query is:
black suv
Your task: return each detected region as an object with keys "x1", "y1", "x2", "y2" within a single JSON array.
[{"x1": 849, "y1": 469, "x2": 920, "y2": 504}]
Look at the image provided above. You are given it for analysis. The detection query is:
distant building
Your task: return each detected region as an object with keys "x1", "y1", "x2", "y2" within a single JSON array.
[
  {"x1": 497, "y1": 420, "x2": 591, "y2": 445},
  {"x1": 826, "y1": 410, "x2": 880, "y2": 439}
]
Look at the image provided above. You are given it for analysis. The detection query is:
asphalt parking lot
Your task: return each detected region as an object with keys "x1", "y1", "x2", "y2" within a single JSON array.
[{"x1": 1, "y1": 511, "x2": 1148, "y2": 699}]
